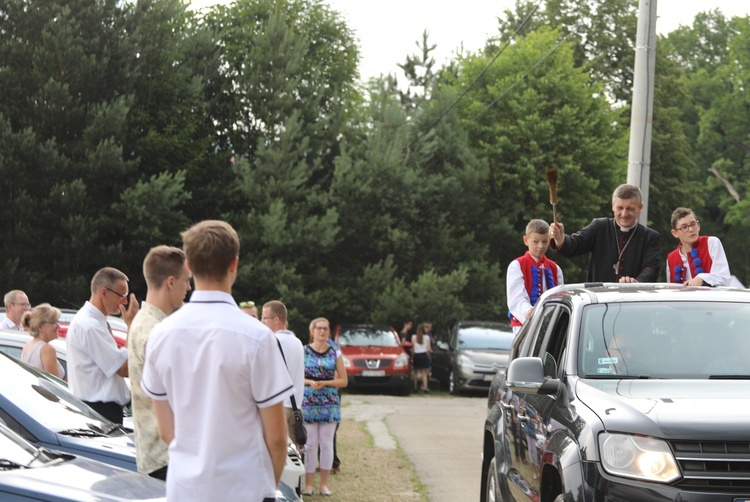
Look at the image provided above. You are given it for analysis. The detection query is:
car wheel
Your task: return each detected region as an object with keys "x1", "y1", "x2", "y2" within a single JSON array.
[
  {"x1": 484, "y1": 456, "x2": 499, "y2": 502},
  {"x1": 449, "y1": 370, "x2": 458, "y2": 395}
]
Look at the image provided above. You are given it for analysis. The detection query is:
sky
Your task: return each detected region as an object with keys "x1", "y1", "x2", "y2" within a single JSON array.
[{"x1": 190, "y1": 0, "x2": 750, "y2": 82}]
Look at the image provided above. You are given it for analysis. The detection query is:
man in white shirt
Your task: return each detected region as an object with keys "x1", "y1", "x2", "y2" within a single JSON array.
[
  {"x1": 67, "y1": 268, "x2": 139, "y2": 424},
  {"x1": 142, "y1": 220, "x2": 293, "y2": 502},
  {"x1": 262, "y1": 300, "x2": 305, "y2": 446},
  {"x1": 1, "y1": 290, "x2": 30, "y2": 331},
  {"x1": 128, "y1": 245, "x2": 192, "y2": 480}
]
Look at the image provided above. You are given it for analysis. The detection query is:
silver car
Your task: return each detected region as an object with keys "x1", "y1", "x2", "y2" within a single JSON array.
[{"x1": 432, "y1": 321, "x2": 514, "y2": 394}]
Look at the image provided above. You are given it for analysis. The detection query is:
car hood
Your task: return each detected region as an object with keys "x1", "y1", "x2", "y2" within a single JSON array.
[
  {"x1": 1, "y1": 456, "x2": 165, "y2": 501},
  {"x1": 577, "y1": 379, "x2": 750, "y2": 440},
  {"x1": 55, "y1": 431, "x2": 137, "y2": 465},
  {"x1": 340, "y1": 346, "x2": 405, "y2": 358}
]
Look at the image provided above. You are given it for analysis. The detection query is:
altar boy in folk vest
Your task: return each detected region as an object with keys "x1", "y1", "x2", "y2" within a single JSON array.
[
  {"x1": 666, "y1": 207, "x2": 731, "y2": 286},
  {"x1": 507, "y1": 219, "x2": 565, "y2": 335}
]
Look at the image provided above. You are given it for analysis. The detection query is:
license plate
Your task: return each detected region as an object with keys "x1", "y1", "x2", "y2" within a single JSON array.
[
  {"x1": 483, "y1": 374, "x2": 495, "y2": 382},
  {"x1": 361, "y1": 370, "x2": 386, "y2": 377}
]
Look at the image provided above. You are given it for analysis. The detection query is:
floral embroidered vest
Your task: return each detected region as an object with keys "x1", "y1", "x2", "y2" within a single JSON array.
[
  {"x1": 509, "y1": 252, "x2": 560, "y2": 327},
  {"x1": 667, "y1": 236, "x2": 713, "y2": 283}
]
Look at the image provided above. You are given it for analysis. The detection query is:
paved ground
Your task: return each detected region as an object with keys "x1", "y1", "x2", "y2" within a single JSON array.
[{"x1": 343, "y1": 392, "x2": 488, "y2": 502}]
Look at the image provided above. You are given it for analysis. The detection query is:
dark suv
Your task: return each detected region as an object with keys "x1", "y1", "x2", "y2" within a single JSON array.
[{"x1": 481, "y1": 283, "x2": 750, "y2": 502}]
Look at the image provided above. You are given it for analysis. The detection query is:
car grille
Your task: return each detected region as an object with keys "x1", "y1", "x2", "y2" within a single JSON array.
[
  {"x1": 473, "y1": 362, "x2": 505, "y2": 373},
  {"x1": 670, "y1": 440, "x2": 750, "y2": 490},
  {"x1": 353, "y1": 359, "x2": 392, "y2": 368}
]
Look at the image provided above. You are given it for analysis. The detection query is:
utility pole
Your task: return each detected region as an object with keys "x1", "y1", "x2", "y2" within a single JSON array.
[{"x1": 627, "y1": 0, "x2": 658, "y2": 225}]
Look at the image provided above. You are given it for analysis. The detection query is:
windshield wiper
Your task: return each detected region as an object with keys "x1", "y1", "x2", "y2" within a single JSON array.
[
  {"x1": 709, "y1": 375, "x2": 750, "y2": 379},
  {"x1": 0, "y1": 458, "x2": 28, "y2": 471},
  {"x1": 59, "y1": 428, "x2": 107, "y2": 438},
  {"x1": 102, "y1": 423, "x2": 124, "y2": 436}
]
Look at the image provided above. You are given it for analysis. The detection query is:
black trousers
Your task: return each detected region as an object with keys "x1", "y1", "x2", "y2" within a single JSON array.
[
  {"x1": 84, "y1": 400, "x2": 124, "y2": 425},
  {"x1": 149, "y1": 465, "x2": 168, "y2": 480}
]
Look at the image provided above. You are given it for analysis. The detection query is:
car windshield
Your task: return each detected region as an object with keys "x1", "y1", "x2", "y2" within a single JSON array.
[
  {"x1": 458, "y1": 327, "x2": 514, "y2": 350},
  {"x1": 578, "y1": 301, "x2": 750, "y2": 379},
  {"x1": 337, "y1": 327, "x2": 399, "y2": 347},
  {"x1": 0, "y1": 353, "x2": 112, "y2": 434}
]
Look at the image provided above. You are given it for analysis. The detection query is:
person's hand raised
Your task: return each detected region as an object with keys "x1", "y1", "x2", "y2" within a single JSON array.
[
  {"x1": 549, "y1": 222, "x2": 565, "y2": 248},
  {"x1": 120, "y1": 293, "x2": 140, "y2": 328}
]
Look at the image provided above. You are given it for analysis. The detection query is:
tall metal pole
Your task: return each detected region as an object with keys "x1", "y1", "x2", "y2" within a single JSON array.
[{"x1": 627, "y1": 0, "x2": 658, "y2": 225}]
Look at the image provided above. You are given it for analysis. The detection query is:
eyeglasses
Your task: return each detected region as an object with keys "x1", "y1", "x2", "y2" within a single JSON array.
[
  {"x1": 675, "y1": 220, "x2": 700, "y2": 233},
  {"x1": 239, "y1": 301, "x2": 255, "y2": 308},
  {"x1": 313, "y1": 326, "x2": 330, "y2": 331},
  {"x1": 104, "y1": 287, "x2": 129, "y2": 299},
  {"x1": 11, "y1": 302, "x2": 30, "y2": 308}
]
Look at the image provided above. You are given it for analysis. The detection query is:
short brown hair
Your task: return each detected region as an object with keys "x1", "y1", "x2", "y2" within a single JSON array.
[
  {"x1": 181, "y1": 220, "x2": 239, "y2": 281},
  {"x1": 143, "y1": 245, "x2": 186, "y2": 289},
  {"x1": 91, "y1": 267, "x2": 129, "y2": 296},
  {"x1": 21, "y1": 303, "x2": 61, "y2": 338},
  {"x1": 525, "y1": 219, "x2": 550, "y2": 236},
  {"x1": 612, "y1": 184, "x2": 642, "y2": 204},
  {"x1": 670, "y1": 207, "x2": 695, "y2": 229},
  {"x1": 263, "y1": 300, "x2": 288, "y2": 323}
]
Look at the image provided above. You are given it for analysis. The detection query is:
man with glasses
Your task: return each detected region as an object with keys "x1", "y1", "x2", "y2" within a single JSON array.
[
  {"x1": 666, "y1": 207, "x2": 731, "y2": 286},
  {"x1": 549, "y1": 183, "x2": 661, "y2": 283},
  {"x1": 67, "y1": 267, "x2": 139, "y2": 424},
  {"x1": 1, "y1": 290, "x2": 31, "y2": 330}
]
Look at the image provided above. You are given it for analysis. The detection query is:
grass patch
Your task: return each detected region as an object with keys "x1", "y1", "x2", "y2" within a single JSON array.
[{"x1": 305, "y1": 418, "x2": 425, "y2": 501}]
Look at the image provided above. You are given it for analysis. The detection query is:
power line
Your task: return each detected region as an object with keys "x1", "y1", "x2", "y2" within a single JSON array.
[{"x1": 409, "y1": 0, "x2": 545, "y2": 149}]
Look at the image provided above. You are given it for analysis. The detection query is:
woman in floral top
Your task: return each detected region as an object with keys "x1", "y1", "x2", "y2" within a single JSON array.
[{"x1": 301, "y1": 317, "x2": 347, "y2": 496}]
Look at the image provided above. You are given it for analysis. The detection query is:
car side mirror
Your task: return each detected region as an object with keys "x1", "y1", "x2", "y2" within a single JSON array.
[
  {"x1": 436, "y1": 340, "x2": 448, "y2": 351},
  {"x1": 506, "y1": 357, "x2": 562, "y2": 396}
]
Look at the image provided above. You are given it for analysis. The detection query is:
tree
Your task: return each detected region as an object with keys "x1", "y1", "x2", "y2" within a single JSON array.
[
  {"x1": 446, "y1": 28, "x2": 623, "y2": 282},
  {"x1": 662, "y1": 12, "x2": 750, "y2": 283}
]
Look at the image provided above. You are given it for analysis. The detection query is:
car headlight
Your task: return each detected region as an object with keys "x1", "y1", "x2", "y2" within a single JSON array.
[
  {"x1": 342, "y1": 355, "x2": 351, "y2": 368},
  {"x1": 456, "y1": 354, "x2": 474, "y2": 369},
  {"x1": 599, "y1": 433, "x2": 680, "y2": 483},
  {"x1": 394, "y1": 353, "x2": 409, "y2": 369}
]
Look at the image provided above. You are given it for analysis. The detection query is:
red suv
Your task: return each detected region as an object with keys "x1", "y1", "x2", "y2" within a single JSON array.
[{"x1": 334, "y1": 324, "x2": 412, "y2": 395}]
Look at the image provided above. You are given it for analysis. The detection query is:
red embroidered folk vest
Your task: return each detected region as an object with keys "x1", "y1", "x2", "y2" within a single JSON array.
[
  {"x1": 666, "y1": 236, "x2": 713, "y2": 283},
  {"x1": 510, "y1": 253, "x2": 560, "y2": 327}
]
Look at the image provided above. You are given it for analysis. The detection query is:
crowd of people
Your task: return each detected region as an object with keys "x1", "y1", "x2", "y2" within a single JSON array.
[
  {"x1": 0, "y1": 183, "x2": 736, "y2": 501},
  {"x1": 2, "y1": 220, "x2": 350, "y2": 501}
]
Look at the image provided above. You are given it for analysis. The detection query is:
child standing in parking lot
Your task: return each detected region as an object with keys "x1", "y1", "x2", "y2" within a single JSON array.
[
  {"x1": 666, "y1": 207, "x2": 731, "y2": 286},
  {"x1": 507, "y1": 219, "x2": 564, "y2": 335}
]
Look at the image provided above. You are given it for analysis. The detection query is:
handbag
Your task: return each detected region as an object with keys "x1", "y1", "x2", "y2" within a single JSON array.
[
  {"x1": 275, "y1": 338, "x2": 307, "y2": 445},
  {"x1": 290, "y1": 396, "x2": 308, "y2": 445}
]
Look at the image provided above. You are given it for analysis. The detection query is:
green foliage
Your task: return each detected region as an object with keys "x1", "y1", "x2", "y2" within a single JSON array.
[
  {"x1": 1, "y1": 0, "x2": 747, "y2": 328},
  {"x1": 446, "y1": 28, "x2": 623, "y2": 282}
]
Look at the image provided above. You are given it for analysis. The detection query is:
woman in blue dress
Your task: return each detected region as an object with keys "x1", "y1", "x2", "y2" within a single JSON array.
[{"x1": 301, "y1": 317, "x2": 347, "y2": 496}]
